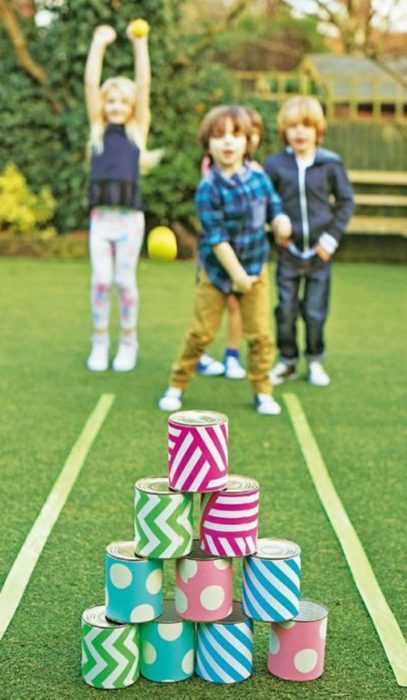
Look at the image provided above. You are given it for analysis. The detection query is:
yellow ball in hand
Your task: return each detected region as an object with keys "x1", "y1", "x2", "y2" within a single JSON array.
[
  {"x1": 129, "y1": 19, "x2": 150, "y2": 37},
  {"x1": 147, "y1": 226, "x2": 177, "y2": 261}
]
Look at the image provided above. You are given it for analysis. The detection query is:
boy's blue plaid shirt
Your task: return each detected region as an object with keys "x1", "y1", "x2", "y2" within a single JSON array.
[{"x1": 195, "y1": 165, "x2": 283, "y2": 294}]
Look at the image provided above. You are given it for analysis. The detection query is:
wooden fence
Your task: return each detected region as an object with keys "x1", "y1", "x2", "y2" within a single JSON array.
[
  {"x1": 233, "y1": 70, "x2": 407, "y2": 123},
  {"x1": 233, "y1": 70, "x2": 407, "y2": 170}
]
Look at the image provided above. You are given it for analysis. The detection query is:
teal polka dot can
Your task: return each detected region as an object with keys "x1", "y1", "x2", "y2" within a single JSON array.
[
  {"x1": 105, "y1": 541, "x2": 163, "y2": 623},
  {"x1": 140, "y1": 600, "x2": 195, "y2": 682}
]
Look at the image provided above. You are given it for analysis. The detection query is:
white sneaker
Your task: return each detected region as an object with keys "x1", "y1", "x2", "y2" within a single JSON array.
[
  {"x1": 197, "y1": 353, "x2": 225, "y2": 377},
  {"x1": 308, "y1": 361, "x2": 330, "y2": 387},
  {"x1": 112, "y1": 338, "x2": 138, "y2": 372},
  {"x1": 87, "y1": 337, "x2": 109, "y2": 372},
  {"x1": 159, "y1": 387, "x2": 183, "y2": 412},
  {"x1": 224, "y1": 355, "x2": 246, "y2": 379},
  {"x1": 255, "y1": 393, "x2": 282, "y2": 416},
  {"x1": 269, "y1": 361, "x2": 297, "y2": 385}
]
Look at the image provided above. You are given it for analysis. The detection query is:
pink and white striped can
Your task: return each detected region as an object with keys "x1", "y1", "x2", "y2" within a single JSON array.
[
  {"x1": 175, "y1": 540, "x2": 233, "y2": 622},
  {"x1": 268, "y1": 599, "x2": 328, "y2": 682},
  {"x1": 200, "y1": 475, "x2": 259, "y2": 558},
  {"x1": 168, "y1": 411, "x2": 228, "y2": 493}
]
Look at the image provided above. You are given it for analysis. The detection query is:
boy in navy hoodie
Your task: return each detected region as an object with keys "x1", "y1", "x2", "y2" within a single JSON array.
[{"x1": 264, "y1": 96, "x2": 354, "y2": 386}]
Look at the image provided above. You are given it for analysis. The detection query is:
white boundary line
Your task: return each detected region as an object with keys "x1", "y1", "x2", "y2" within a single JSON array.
[
  {"x1": 284, "y1": 392, "x2": 407, "y2": 687},
  {"x1": 0, "y1": 393, "x2": 115, "y2": 642}
]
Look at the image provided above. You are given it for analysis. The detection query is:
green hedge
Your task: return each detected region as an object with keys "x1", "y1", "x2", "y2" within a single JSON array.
[{"x1": 0, "y1": 0, "x2": 239, "y2": 236}]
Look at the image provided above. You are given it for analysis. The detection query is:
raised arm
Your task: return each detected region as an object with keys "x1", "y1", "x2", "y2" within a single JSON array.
[
  {"x1": 127, "y1": 22, "x2": 151, "y2": 148},
  {"x1": 84, "y1": 25, "x2": 116, "y2": 124}
]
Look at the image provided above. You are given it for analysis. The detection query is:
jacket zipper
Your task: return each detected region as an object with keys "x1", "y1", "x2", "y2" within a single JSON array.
[{"x1": 298, "y1": 164, "x2": 310, "y2": 252}]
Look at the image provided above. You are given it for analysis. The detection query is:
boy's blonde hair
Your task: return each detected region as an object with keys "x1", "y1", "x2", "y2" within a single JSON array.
[
  {"x1": 198, "y1": 105, "x2": 252, "y2": 157},
  {"x1": 277, "y1": 96, "x2": 326, "y2": 144}
]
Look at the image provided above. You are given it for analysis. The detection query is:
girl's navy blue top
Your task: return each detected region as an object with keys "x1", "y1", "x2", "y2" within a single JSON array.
[{"x1": 88, "y1": 124, "x2": 143, "y2": 209}]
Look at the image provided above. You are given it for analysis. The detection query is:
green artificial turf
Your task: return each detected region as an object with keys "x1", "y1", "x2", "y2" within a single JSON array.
[{"x1": 0, "y1": 257, "x2": 406, "y2": 699}]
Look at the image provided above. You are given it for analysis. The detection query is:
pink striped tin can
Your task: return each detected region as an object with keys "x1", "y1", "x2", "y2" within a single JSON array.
[
  {"x1": 268, "y1": 599, "x2": 328, "y2": 681},
  {"x1": 168, "y1": 410, "x2": 228, "y2": 493},
  {"x1": 175, "y1": 540, "x2": 233, "y2": 622},
  {"x1": 200, "y1": 475, "x2": 259, "y2": 557}
]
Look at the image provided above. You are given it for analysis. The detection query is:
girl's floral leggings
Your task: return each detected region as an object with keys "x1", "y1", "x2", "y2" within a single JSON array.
[{"x1": 89, "y1": 207, "x2": 145, "y2": 331}]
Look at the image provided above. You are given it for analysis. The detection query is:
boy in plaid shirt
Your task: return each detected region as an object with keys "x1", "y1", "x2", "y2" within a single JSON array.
[{"x1": 159, "y1": 105, "x2": 291, "y2": 415}]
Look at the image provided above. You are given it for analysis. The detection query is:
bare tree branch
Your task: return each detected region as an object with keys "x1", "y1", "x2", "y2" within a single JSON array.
[{"x1": 0, "y1": 0, "x2": 48, "y2": 84}]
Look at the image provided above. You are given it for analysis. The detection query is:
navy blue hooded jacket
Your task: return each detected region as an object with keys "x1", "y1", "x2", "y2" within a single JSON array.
[{"x1": 264, "y1": 147, "x2": 354, "y2": 255}]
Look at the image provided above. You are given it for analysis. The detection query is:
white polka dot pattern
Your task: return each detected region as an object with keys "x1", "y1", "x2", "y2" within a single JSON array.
[
  {"x1": 294, "y1": 648, "x2": 318, "y2": 673},
  {"x1": 145, "y1": 568, "x2": 163, "y2": 594},
  {"x1": 179, "y1": 559, "x2": 198, "y2": 583},
  {"x1": 142, "y1": 641, "x2": 157, "y2": 665},
  {"x1": 200, "y1": 585, "x2": 225, "y2": 611},
  {"x1": 213, "y1": 559, "x2": 230, "y2": 570},
  {"x1": 109, "y1": 563, "x2": 132, "y2": 589},
  {"x1": 269, "y1": 629, "x2": 280, "y2": 655},
  {"x1": 131, "y1": 604, "x2": 155, "y2": 622},
  {"x1": 175, "y1": 587, "x2": 188, "y2": 614},
  {"x1": 158, "y1": 622, "x2": 183, "y2": 641},
  {"x1": 181, "y1": 649, "x2": 194, "y2": 674}
]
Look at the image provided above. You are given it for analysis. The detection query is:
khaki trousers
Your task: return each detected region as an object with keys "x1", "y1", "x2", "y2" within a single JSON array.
[{"x1": 169, "y1": 266, "x2": 274, "y2": 395}]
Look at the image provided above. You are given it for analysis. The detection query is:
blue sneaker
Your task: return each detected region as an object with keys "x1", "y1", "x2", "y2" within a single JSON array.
[{"x1": 197, "y1": 353, "x2": 225, "y2": 377}]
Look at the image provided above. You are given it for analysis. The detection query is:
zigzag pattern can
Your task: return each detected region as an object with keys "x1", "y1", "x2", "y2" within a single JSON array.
[
  {"x1": 140, "y1": 600, "x2": 195, "y2": 682},
  {"x1": 242, "y1": 538, "x2": 301, "y2": 622},
  {"x1": 175, "y1": 540, "x2": 233, "y2": 621},
  {"x1": 168, "y1": 410, "x2": 228, "y2": 493},
  {"x1": 134, "y1": 477, "x2": 193, "y2": 559},
  {"x1": 200, "y1": 475, "x2": 259, "y2": 557},
  {"x1": 105, "y1": 541, "x2": 163, "y2": 623},
  {"x1": 196, "y1": 602, "x2": 253, "y2": 684},
  {"x1": 81, "y1": 605, "x2": 139, "y2": 689}
]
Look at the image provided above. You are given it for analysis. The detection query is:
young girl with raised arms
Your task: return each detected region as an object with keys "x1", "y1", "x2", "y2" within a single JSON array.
[{"x1": 84, "y1": 22, "x2": 151, "y2": 372}]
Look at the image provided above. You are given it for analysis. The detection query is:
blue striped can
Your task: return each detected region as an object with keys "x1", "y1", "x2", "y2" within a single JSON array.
[
  {"x1": 242, "y1": 538, "x2": 301, "y2": 622},
  {"x1": 196, "y1": 601, "x2": 253, "y2": 684},
  {"x1": 140, "y1": 600, "x2": 195, "y2": 682},
  {"x1": 105, "y1": 541, "x2": 163, "y2": 623}
]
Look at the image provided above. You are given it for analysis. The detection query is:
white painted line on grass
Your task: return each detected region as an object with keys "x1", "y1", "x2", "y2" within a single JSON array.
[
  {"x1": 284, "y1": 392, "x2": 407, "y2": 688},
  {"x1": 0, "y1": 393, "x2": 115, "y2": 643}
]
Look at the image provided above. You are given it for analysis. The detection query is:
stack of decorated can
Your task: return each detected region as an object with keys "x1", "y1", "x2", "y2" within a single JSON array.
[{"x1": 81, "y1": 410, "x2": 328, "y2": 689}]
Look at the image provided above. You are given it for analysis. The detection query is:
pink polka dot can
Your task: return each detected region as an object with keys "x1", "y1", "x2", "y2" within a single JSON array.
[
  {"x1": 268, "y1": 599, "x2": 328, "y2": 681},
  {"x1": 175, "y1": 540, "x2": 233, "y2": 622}
]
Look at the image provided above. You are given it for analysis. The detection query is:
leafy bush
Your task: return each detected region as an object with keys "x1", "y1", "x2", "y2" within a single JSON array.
[
  {"x1": 0, "y1": 163, "x2": 56, "y2": 238},
  {"x1": 0, "y1": 1, "x2": 236, "y2": 237}
]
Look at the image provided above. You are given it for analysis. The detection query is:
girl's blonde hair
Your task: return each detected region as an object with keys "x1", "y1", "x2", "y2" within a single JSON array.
[
  {"x1": 277, "y1": 96, "x2": 326, "y2": 144},
  {"x1": 88, "y1": 76, "x2": 163, "y2": 174},
  {"x1": 198, "y1": 105, "x2": 252, "y2": 157},
  {"x1": 89, "y1": 77, "x2": 141, "y2": 153}
]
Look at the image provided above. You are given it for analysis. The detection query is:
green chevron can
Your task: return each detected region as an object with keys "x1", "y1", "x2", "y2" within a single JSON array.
[
  {"x1": 81, "y1": 605, "x2": 140, "y2": 689},
  {"x1": 140, "y1": 600, "x2": 195, "y2": 682},
  {"x1": 134, "y1": 476, "x2": 193, "y2": 559}
]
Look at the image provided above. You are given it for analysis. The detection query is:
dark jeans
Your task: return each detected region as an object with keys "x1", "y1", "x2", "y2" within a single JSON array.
[{"x1": 275, "y1": 249, "x2": 332, "y2": 363}]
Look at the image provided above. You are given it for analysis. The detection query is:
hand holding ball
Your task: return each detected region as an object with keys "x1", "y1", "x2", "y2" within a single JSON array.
[
  {"x1": 147, "y1": 226, "x2": 177, "y2": 261},
  {"x1": 129, "y1": 19, "x2": 150, "y2": 38}
]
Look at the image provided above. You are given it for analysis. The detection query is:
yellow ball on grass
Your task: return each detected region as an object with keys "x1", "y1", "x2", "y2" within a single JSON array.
[
  {"x1": 129, "y1": 19, "x2": 150, "y2": 37},
  {"x1": 147, "y1": 226, "x2": 177, "y2": 261}
]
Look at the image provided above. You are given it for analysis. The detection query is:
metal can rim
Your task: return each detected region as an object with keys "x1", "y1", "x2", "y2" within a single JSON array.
[
  {"x1": 169, "y1": 410, "x2": 228, "y2": 427},
  {"x1": 253, "y1": 537, "x2": 301, "y2": 560},
  {"x1": 82, "y1": 605, "x2": 129, "y2": 629}
]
